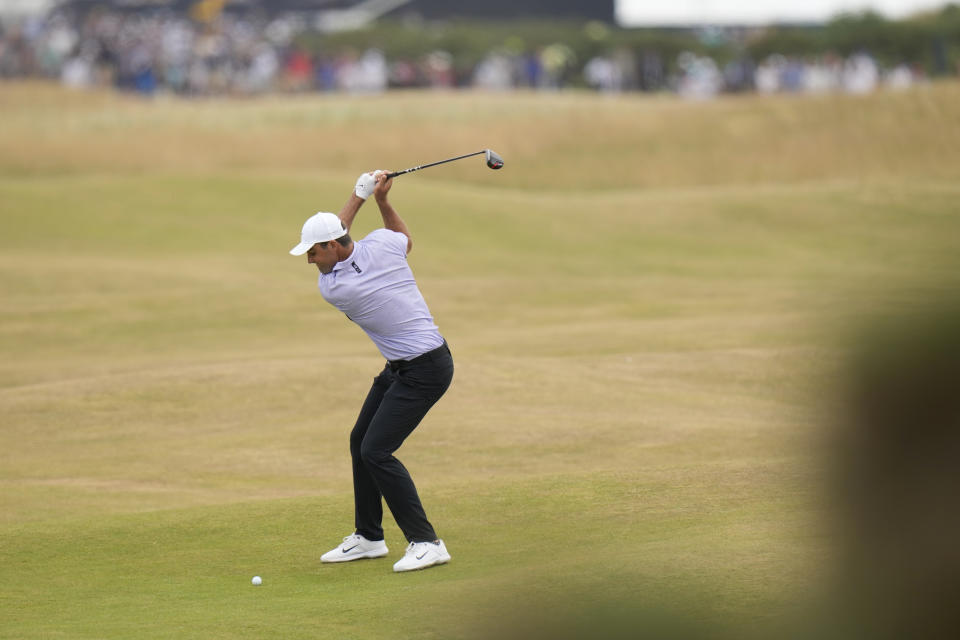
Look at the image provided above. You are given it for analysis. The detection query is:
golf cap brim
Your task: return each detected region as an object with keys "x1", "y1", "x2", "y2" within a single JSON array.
[{"x1": 289, "y1": 242, "x2": 315, "y2": 256}]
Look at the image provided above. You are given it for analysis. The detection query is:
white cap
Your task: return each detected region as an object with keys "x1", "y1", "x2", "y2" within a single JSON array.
[{"x1": 290, "y1": 212, "x2": 348, "y2": 255}]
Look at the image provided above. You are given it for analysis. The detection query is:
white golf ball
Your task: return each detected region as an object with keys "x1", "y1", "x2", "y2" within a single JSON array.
[{"x1": 251, "y1": 576, "x2": 262, "y2": 586}]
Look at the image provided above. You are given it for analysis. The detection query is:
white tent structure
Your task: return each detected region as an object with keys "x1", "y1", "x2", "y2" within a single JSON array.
[
  {"x1": 1, "y1": 0, "x2": 57, "y2": 19},
  {"x1": 615, "y1": 0, "x2": 947, "y2": 26},
  {"x1": 313, "y1": 0, "x2": 413, "y2": 32}
]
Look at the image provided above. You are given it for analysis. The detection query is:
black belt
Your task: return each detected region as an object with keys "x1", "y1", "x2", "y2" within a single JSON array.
[{"x1": 388, "y1": 341, "x2": 449, "y2": 371}]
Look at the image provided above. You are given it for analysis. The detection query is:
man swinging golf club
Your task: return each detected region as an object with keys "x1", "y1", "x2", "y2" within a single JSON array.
[{"x1": 290, "y1": 170, "x2": 453, "y2": 572}]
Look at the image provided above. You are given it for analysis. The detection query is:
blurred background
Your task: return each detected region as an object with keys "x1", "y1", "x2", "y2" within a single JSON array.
[
  {"x1": 2, "y1": 2, "x2": 959, "y2": 639},
  {"x1": 1, "y1": 0, "x2": 958, "y2": 98}
]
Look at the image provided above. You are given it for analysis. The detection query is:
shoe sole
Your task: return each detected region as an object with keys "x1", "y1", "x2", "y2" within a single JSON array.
[
  {"x1": 393, "y1": 554, "x2": 451, "y2": 573},
  {"x1": 321, "y1": 549, "x2": 389, "y2": 563}
]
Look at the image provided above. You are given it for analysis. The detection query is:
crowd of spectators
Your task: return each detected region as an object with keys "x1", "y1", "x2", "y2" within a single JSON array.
[
  {"x1": 0, "y1": 7, "x2": 927, "y2": 98},
  {"x1": 669, "y1": 51, "x2": 919, "y2": 98}
]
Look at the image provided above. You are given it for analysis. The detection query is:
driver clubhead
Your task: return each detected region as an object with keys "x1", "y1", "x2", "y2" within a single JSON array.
[{"x1": 485, "y1": 149, "x2": 504, "y2": 170}]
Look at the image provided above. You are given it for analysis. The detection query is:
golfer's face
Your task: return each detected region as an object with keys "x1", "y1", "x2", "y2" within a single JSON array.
[{"x1": 306, "y1": 242, "x2": 339, "y2": 274}]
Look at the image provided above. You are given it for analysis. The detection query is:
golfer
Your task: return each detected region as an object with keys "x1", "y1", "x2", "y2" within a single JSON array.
[{"x1": 290, "y1": 170, "x2": 453, "y2": 573}]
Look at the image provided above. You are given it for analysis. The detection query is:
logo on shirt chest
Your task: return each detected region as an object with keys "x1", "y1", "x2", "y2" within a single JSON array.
[{"x1": 351, "y1": 261, "x2": 363, "y2": 274}]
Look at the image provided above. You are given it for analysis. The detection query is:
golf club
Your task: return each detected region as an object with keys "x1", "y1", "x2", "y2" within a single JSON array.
[{"x1": 385, "y1": 149, "x2": 504, "y2": 179}]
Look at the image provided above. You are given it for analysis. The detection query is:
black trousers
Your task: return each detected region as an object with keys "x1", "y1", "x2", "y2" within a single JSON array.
[{"x1": 350, "y1": 342, "x2": 453, "y2": 543}]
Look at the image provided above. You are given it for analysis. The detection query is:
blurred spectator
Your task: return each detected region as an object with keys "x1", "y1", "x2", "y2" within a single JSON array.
[
  {"x1": 314, "y1": 54, "x2": 337, "y2": 91},
  {"x1": 518, "y1": 50, "x2": 542, "y2": 88},
  {"x1": 246, "y1": 41, "x2": 279, "y2": 93},
  {"x1": 283, "y1": 46, "x2": 313, "y2": 92},
  {"x1": 60, "y1": 51, "x2": 92, "y2": 88},
  {"x1": 584, "y1": 55, "x2": 618, "y2": 93},
  {"x1": 675, "y1": 51, "x2": 722, "y2": 100},
  {"x1": 422, "y1": 50, "x2": 454, "y2": 89},
  {"x1": 844, "y1": 53, "x2": 879, "y2": 94},
  {"x1": 339, "y1": 48, "x2": 387, "y2": 93},
  {"x1": 639, "y1": 50, "x2": 665, "y2": 92},
  {"x1": 722, "y1": 57, "x2": 754, "y2": 93},
  {"x1": 538, "y1": 43, "x2": 576, "y2": 90},
  {"x1": 755, "y1": 54, "x2": 784, "y2": 93},
  {"x1": 884, "y1": 64, "x2": 914, "y2": 90},
  {"x1": 802, "y1": 56, "x2": 843, "y2": 93},
  {"x1": 611, "y1": 47, "x2": 638, "y2": 91},
  {"x1": 474, "y1": 51, "x2": 514, "y2": 91}
]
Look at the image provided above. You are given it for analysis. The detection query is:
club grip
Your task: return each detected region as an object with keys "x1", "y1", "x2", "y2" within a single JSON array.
[{"x1": 385, "y1": 166, "x2": 419, "y2": 179}]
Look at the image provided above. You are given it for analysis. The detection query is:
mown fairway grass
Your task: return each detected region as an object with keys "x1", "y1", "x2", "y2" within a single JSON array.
[{"x1": 1, "y1": 81, "x2": 959, "y2": 638}]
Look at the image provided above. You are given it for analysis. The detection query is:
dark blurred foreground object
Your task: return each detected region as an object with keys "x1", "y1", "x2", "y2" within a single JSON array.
[{"x1": 832, "y1": 301, "x2": 960, "y2": 640}]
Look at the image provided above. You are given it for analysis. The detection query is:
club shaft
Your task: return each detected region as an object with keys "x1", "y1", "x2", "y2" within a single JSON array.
[{"x1": 385, "y1": 151, "x2": 486, "y2": 179}]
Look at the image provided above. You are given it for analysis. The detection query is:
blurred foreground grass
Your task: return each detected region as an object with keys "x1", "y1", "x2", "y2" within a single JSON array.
[{"x1": 1, "y1": 81, "x2": 959, "y2": 638}]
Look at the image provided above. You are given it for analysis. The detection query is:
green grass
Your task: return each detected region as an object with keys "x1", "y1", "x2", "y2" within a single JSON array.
[{"x1": 1, "y1": 81, "x2": 959, "y2": 638}]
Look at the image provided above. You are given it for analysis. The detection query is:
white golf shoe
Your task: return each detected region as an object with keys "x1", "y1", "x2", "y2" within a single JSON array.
[
  {"x1": 393, "y1": 540, "x2": 451, "y2": 573},
  {"x1": 321, "y1": 534, "x2": 388, "y2": 563}
]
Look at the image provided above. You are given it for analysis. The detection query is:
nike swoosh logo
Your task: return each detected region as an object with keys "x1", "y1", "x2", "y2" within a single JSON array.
[
  {"x1": 416, "y1": 552, "x2": 428, "y2": 560},
  {"x1": 343, "y1": 545, "x2": 359, "y2": 553}
]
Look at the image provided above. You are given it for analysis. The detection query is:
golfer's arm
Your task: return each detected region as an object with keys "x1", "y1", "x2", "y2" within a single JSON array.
[
  {"x1": 375, "y1": 196, "x2": 413, "y2": 254},
  {"x1": 337, "y1": 194, "x2": 366, "y2": 232}
]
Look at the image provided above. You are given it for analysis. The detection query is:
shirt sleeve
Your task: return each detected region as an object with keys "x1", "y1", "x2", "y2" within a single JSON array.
[{"x1": 364, "y1": 228, "x2": 408, "y2": 258}]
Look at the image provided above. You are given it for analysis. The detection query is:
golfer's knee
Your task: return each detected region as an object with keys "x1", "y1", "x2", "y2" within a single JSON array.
[
  {"x1": 359, "y1": 440, "x2": 388, "y2": 467},
  {"x1": 350, "y1": 428, "x2": 365, "y2": 459}
]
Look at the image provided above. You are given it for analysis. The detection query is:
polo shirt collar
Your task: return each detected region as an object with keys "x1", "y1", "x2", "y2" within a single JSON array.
[{"x1": 331, "y1": 245, "x2": 356, "y2": 272}]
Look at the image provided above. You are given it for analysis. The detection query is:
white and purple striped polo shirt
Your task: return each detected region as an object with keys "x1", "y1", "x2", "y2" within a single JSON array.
[{"x1": 318, "y1": 228, "x2": 444, "y2": 361}]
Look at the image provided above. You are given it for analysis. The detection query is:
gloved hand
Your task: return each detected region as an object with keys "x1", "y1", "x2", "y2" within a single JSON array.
[{"x1": 354, "y1": 170, "x2": 383, "y2": 200}]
